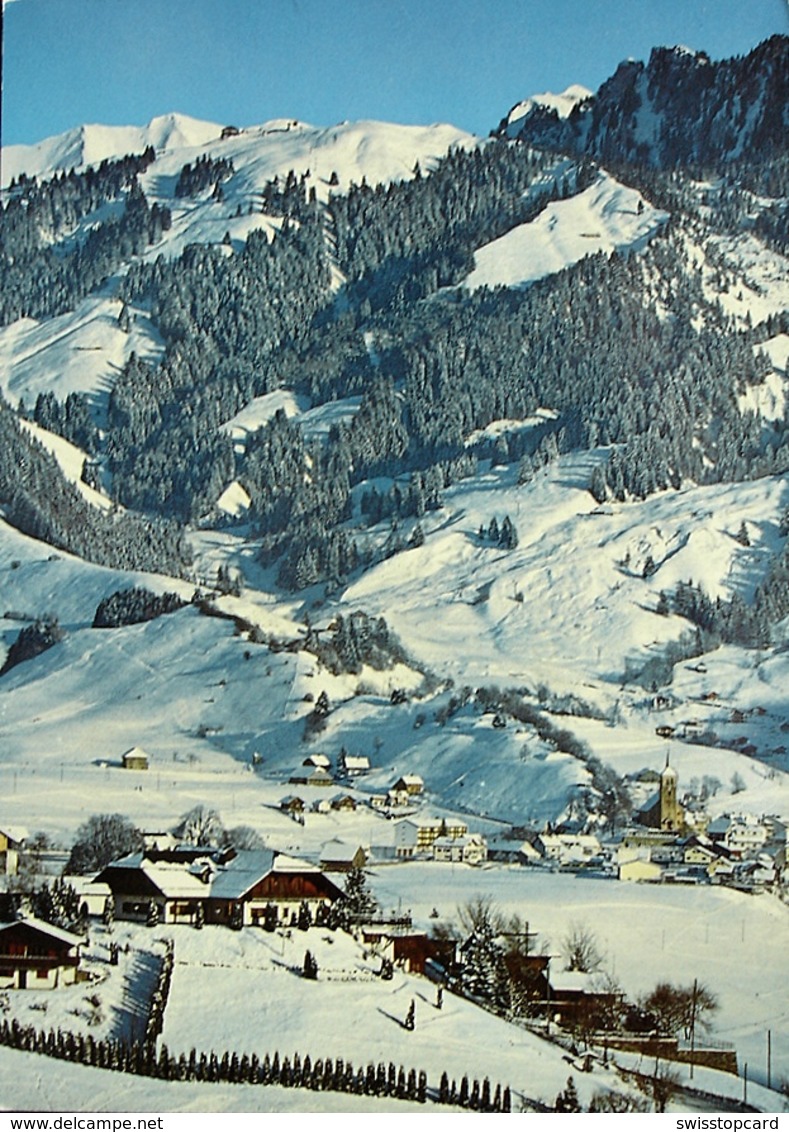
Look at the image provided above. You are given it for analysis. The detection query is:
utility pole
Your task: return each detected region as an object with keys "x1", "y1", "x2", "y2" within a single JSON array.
[
  {"x1": 689, "y1": 978, "x2": 698, "y2": 1080},
  {"x1": 767, "y1": 1029, "x2": 772, "y2": 1091},
  {"x1": 743, "y1": 1062, "x2": 748, "y2": 1105}
]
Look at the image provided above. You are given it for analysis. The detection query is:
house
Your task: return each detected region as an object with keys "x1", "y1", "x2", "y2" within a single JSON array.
[
  {"x1": 389, "y1": 775, "x2": 425, "y2": 804},
  {"x1": 0, "y1": 916, "x2": 84, "y2": 990},
  {"x1": 617, "y1": 851, "x2": 664, "y2": 883},
  {"x1": 367, "y1": 794, "x2": 390, "y2": 811},
  {"x1": 339, "y1": 753, "x2": 370, "y2": 777},
  {"x1": 207, "y1": 850, "x2": 343, "y2": 927},
  {"x1": 361, "y1": 930, "x2": 456, "y2": 976},
  {"x1": 724, "y1": 816, "x2": 768, "y2": 857},
  {"x1": 330, "y1": 793, "x2": 357, "y2": 812},
  {"x1": 535, "y1": 833, "x2": 601, "y2": 866},
  {"x1": 0, "y1": 826, "x2": 27, "y2": 876},
  {"x1": 547, "y1": 970, "x2": 625, "y2": 1030},
  {"x1": 289, "y1": 767, "x2": 333, "y2": 788},
  {"x1": 280, "y1": 795, "x2": 305, "y2": 815},
  {"x1": 394, "y1": 816, "x2": 469, "y2": 858},
  {"x1": 432, "y1": 834, "x2": 488, "y2": 865},
  {"x1": 96, "y1": 847, "x2": 343, "y2": 927},
  {"x1": 302, "y1": 754, "x2": 331, "y2": 769},
  {"x1": 311, "y1": 797, "x2": 332, "y2": 814},
  {"x1": 319, "y1": 840, "x2": 367, "y2": 873},
  {"x1": 121, "y1": 746, "x2": 150, "y2": 771},
  {"x1": 682, "y1": 836, "x2": 734, "y2": 877}
]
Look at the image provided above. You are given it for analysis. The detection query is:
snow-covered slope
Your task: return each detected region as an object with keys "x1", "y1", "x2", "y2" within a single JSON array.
[
  {"x1": 2, "y1": 113, "x2": 478, "y2": 196},
  {"x1": 464, "y1": 172, "x2": 668, "y2": 291}
]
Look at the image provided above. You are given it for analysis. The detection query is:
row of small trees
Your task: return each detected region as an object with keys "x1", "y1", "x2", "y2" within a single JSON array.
[
  {"x1": 438, "y1": 1071, "x2": 511, "y2": 1111},
  {"x1": 0, "y1": 1015, "x2": 516, "y2": 1107},
  {"x1": 143, "y1": 940, "x2": 174, "y2": 1047}
]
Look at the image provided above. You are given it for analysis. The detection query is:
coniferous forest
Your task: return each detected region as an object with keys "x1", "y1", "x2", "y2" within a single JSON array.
[{"x1": 1, "y1": 37, "x2": 787, "y2": 635}]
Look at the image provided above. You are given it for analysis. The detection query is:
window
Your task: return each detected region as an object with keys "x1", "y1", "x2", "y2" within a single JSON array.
[
  {"x1": 123, "y1": 901, "x2": 149, "y2": 915},
  {"x1": 36, "y1": 969, "x2": 50, "y2": 979}
]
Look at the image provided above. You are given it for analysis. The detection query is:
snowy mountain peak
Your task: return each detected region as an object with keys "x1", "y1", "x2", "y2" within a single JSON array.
[
  {"x1": 505, "y1": 83, "x2": 592, "y2": 132},
  {"x1": 2, "y1": 113, "x2": 225, "y2": 186},
  {"x1": 1, "y1": 113, "x2": 478, "y2": 194},
  {"x1": 500, "y1": 36, "x2": 788, "y2": 168}
]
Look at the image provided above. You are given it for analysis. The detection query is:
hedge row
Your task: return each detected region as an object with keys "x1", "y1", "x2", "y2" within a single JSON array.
[{"x1": 0, "y1": 1017, "x2": 511, "y2": 1110}]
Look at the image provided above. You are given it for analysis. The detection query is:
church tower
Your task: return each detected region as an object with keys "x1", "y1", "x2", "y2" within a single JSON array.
[{"x1": 659, "y1": 753, "x2": 681, "y2": 831}]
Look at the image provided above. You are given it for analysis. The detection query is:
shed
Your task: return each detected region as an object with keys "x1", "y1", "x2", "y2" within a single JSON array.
[{"x1": 121, "y1": 747, "x2": 150, "y2": 771}]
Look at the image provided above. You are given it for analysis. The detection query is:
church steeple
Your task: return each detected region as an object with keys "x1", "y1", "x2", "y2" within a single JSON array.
[{"x1": 660, "y1": 750, "x2": 680, "y2": 830}]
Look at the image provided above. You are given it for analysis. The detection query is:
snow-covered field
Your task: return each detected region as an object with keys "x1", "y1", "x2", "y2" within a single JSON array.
[
  {"x1": 371, "y1": 863, "x2": 789, "y2": 1090},
  {"x1": 0, "y1": 1045, "x2": 436, "y2": 1113},
  {"x1": 158, "y1": 922, "x2": 618, "y2": 1111}
]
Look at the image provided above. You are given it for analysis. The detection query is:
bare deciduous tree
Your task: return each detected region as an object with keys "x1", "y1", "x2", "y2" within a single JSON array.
[{"x1": 563, "y1": 921, "x2": 604, "y2": 973}]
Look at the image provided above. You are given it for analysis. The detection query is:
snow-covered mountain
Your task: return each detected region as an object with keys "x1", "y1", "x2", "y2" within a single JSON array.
[
  {"x1": 3, "y1": 111, "x2": 478, "y2": 196},
  {"x1": 1, "y1": 37, "x2": 788, "y2": 831},
  {"x1": 500, "y1": 35, "x2": 789, "y2": 168},
  {"x1": 2, "y1": 35, "x2": 789, "y2": 1109}
]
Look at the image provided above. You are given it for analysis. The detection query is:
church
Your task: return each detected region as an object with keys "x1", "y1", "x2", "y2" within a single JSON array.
[{"x1": 635, "y1": 756, "x2": 685, "y2": 833}]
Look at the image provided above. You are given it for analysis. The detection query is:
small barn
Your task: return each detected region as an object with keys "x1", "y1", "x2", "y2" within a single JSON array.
[
  {"x1": 121, "y1": 747, "x2": 150, "y2": 771},
  {"x1": 319, "y1": 840, "x2": 367, "y2": 873}
]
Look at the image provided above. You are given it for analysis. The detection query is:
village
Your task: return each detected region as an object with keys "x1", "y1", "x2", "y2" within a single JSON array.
[{"x1": 0, "y1": 739, "x2": 787, "y2": 1111}]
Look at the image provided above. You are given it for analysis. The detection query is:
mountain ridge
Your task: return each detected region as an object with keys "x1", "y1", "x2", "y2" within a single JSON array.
[{"x1": 499, "y1": 35, "x2": 789, "y2": 168}]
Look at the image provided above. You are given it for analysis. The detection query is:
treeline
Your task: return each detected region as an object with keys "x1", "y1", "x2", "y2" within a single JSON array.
[
  {"x1": 8, "y1": 124, "x2": 788, "y2": 597},
  {"x1": 175, "y1": 154, "x2": 234, "y2": 198},
  {"x1": 1, "y1": 152, "x2": 170, "y2": 325},
  {"x1": 0, "y1": 395, "x2": 190, "y2": 575},
  {"x1": 311, "y1": 610, "x2": 409, "y2": 675},
  {"x1": 669, "y1": 540, "x2": 789, "y2": 648},
  {"x1": 329, "y1": 142, "x2": 595, "y2": 310},
  {"x1": 93, "y1": 587, "x2": 186, "y2": 628},
  {"x1": 0, "y1": 617, "x2": 65, "y2": 676},
  {"x1": 22, "y1": 391, "x2": 100, "y2": 455},
  {"x1": 2, "y1": 148, "x2": 155, "y2": 257}
]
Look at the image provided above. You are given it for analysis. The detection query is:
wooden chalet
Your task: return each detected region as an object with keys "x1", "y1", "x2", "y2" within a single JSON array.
[
  {"x1": 392, "y1": 775, "x2": 424, "y2": 797},
  {"x1": 330, "y1": 793, "x2": 357, "y2": 812},
  {"x1": 280, "y1": 795, "x2": 305, "y2": 815},
  {"x1": 547, "y1": 971, "x2": 624, "y2": 1031},
  {"x1": 319, "y1": 840, "x2": 367, "y2": 873},
  {"x1": 289, "y1": 768, "x2": 333, "y2": 788},
  {"x1": 339, "y1": 754, "x2": 370, "y2": 776},
  {"x1": 0, "y1": 916, "x2": 84, "y2": 990},
  {"x1": 96, "y1": 848, "x2": 343, "y2": 928}
]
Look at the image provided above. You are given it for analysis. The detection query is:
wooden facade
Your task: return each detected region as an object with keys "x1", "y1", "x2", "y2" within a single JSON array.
[
  {"x1": 0, "y1": 918, "x2": 83, "y2": 990},
  {"x1": 98, "y1": 849, "x2": 343, "y2": 928}
]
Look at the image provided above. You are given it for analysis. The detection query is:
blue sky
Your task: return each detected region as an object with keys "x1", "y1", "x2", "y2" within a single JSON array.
[{"x1": 2, "y1": 0, "x2": 787, "y2": 147}]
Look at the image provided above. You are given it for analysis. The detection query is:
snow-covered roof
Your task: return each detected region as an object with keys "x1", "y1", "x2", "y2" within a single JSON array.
[
  {"x1": 209, "y1": 849, "x2": 277, "y2": 900},
  {"x1": 272, "y1": 853, "x2": 322, "y2": 874},
  {"x1": 122, "y1": 746, "x2": 151, "y2": 761},
  {"x1": 343, "y1": 755, "x2": 370, "y2": 769},
  {"x1": 433, "y1": 834, "x2": 485, "y2": 849},
  {"x1": 550, "y1": 970, "x2": 597, "y2": 993},
  {"x1": 142, "y1": 861, "x2": 213, "y2": 900},
  {"x1": 320, "y1": 840, "x2": 362, "y2": 860},
  {"x1": 303, "y1": 754, "x2": 331, "y2": 768},
  {"x1": 0, "y1": 825, "x2": 29, "y2": 845},
  {"x1": 0, "y1": 915, "x2": 84, "y2": 947}
]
